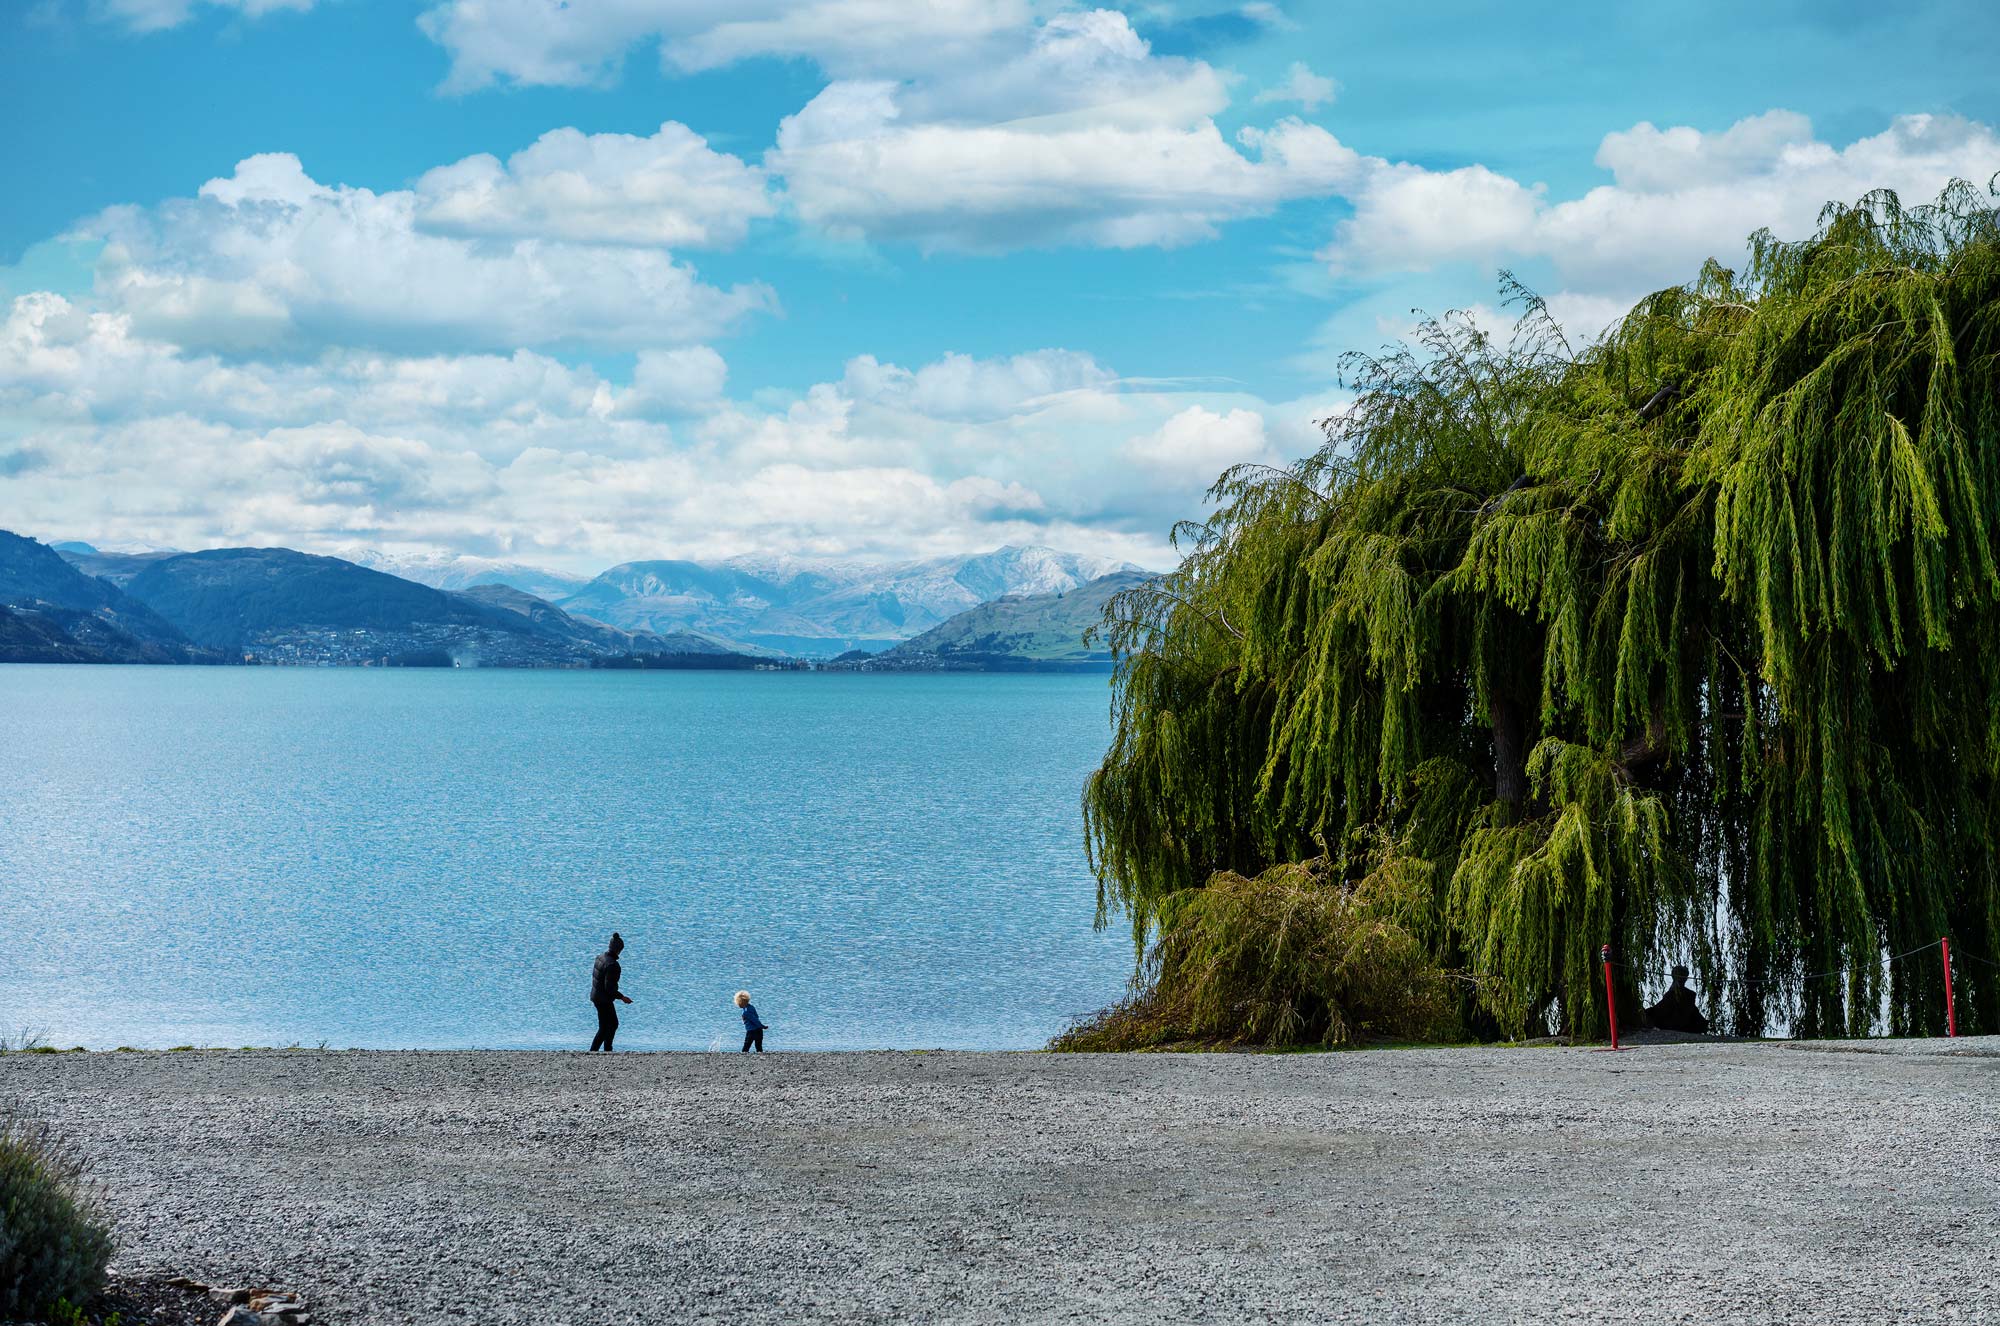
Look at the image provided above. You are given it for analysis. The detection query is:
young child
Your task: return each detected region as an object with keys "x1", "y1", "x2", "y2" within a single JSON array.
[{"x1": 735, "y1": 990, "x2": 768, "y2": 1052}]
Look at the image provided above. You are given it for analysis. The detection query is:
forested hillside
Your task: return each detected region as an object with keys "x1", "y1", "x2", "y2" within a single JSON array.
[
  {"x1": 857, "y1": 571, "x2": 1151, "y2": 668},
  {"x1": 1072, "y1": 185, "x2": 2000, "y2": 1048},
  {"x1": 0, "y1": 530, "x2": 212, "y2": 663},
  {"x1": 123, "y1": 548, "x2": 531, "y2": 651}
]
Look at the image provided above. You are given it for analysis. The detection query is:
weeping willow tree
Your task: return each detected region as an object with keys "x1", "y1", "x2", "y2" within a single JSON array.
[{"x1": 1080, "y1": 183, "x2": 2000, "y2": 1044}]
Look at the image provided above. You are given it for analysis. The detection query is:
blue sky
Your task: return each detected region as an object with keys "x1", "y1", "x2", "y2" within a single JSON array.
[{"x1": 3, "y1": 0, "x2": 1998, "y2": 571}]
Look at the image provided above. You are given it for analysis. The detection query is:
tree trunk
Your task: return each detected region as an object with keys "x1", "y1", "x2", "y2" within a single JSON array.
[
  {"x1": 1619, "y1": 708, "x2": 1670, "y2": 775},
  {"x1": 1492, "y1": 692, "x2": 1528, "y2": 817}
]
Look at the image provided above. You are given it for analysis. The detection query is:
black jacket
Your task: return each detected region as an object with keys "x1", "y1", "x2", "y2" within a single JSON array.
[{"x1": 590, "y1": 951, "x2": 622, "y2": 1004}]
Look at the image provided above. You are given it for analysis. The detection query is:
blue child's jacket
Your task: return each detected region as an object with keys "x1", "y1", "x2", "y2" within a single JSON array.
[{"x1": 741, "y1": 1003, "x2": 767, "y2": 1030}]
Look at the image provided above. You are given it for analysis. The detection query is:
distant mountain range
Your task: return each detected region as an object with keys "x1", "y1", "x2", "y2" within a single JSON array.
[
  {"x1": 5, "y1": 534, "x2": 744, "y2": 667},
  {"x1": 335, "y1": 548, "x2": 588, "y2": 603},
  {"x1": 561, "y1": 546, "x2": 1140, "y2": 657},
  {"x1": 41, "y1": 545, "x2": 178, "y2": 588},
  {"x1": 3, "y1": 531, "x2": 1154, "y2": 669}
]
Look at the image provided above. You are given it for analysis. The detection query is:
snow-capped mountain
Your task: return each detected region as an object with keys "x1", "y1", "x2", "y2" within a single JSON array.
[
  {"x1": 336, "y1": 547, "x2": 587, "y2": 603},
  {"x1": 560, "y1": 545, "x2": 1145, "y2": 657}
]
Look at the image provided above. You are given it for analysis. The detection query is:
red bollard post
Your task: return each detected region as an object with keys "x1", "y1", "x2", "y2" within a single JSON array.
[
  {"x1": 1601, "y1": 944, "x2": 1620, "y2": 1051},
  {"x1": 1942, "y1": 937, "x2": 1957, "y2": 1038}
]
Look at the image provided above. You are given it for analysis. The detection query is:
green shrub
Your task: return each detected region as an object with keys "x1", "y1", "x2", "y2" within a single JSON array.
[
  {"x1": 0, "y1": 1113, "x2": 115, "y2": 1320},
  {"x1": 1053, "y1": 859, "x2": 1458, "y2": 1050}
]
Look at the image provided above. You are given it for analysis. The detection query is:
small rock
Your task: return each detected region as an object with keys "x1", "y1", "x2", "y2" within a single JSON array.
[
  {"x1": 217, "y1": 1308, "x2": 266, "y2": 1326},
  {"x1": 210, "y1": 1287, "x2": 251, "y2": 1305}
]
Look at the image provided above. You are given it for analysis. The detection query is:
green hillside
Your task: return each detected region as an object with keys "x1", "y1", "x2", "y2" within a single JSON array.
[
  {"x1": 122, "y1": 547, "x2": 523, "y2": 650},
  {"x1": 864, "y1": 571, "x2": 1153, "y2": 668},
  {"x1": 0, "y1": 530, "x2": 210, "y2": 663}
]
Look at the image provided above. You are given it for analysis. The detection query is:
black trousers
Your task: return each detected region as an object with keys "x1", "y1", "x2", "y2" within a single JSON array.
[
  {"x1": 741, "y1": 1026, "x2": 764, "y2": 1053},
  {"x1": 590, "y1": 999, "x2": 618, "y2": 1051}
]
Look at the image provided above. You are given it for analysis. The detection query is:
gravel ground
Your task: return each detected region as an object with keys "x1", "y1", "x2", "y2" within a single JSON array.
[{"x1": 4, "y1": 1040, "x2": 1997, "y2": 1325}]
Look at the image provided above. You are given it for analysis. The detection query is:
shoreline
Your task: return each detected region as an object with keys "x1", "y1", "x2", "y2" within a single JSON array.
[
  {"x1": 9, "y1": 1040, "x2": 1997, "y2": 1323},
  {"x1": 7, "y1": 1026, "x2": 1995, "y2": 1056}
]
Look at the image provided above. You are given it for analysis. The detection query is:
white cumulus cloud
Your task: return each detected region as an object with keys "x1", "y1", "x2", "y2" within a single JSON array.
[
  {"x1": 413, "y1": 122, "x2": 775, "y2": 248},
  {"x1": 1328, "y1": 111, "x2": 2000, "y2": 296},
  {"x1": 1124, "y1": 405, "x2": 1275, "y2": 485},
  {"x1": 1255, "y1": 61, "x2": 1336, "y2": 111},
  {"x1": 411, "y1": 4, "x2": 1370, "y2": 256},
  {"x1": 416, "y1": 0, "x2": 1041, "y2": 91},
  {"x1": 619, "y1": 346, "x2": 730, "y2": 418},
  {"x1": 840, "y1": 349, "x2": 1115, "y2": 421},
  {"x1": 75, "y1": 148, "x2": 775, "y2": 356},
  {"x1": 770, "y1": 11, "x2": 1363, "y2": 251},
  {"x1": 3, "y1": 295, "x2": 1303, "y2": 569}
]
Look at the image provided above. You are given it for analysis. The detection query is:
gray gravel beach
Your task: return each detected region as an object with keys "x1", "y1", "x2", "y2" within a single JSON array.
[{"x1": 5, "y1": 1040, "x2": 1997, "y2": 1325}]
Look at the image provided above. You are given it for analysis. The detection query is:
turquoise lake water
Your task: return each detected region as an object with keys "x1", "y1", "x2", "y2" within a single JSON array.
[{"x1": 0, "y1": 666, "x2": 1135, "y2": 1051}]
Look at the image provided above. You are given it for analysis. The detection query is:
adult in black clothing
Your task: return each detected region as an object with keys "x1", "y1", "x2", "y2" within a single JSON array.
[
  {"x1": 589, "y1": 932, "x2": 634, "y2": 1051},
  {"x1": 1645, "y1": 964, "x2": 1710, "y2": 1034}
]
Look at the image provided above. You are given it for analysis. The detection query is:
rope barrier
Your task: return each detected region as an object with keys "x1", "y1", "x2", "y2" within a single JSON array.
[
  {"x1": 1797, "y1": 938, "x2": 1944, "y2": 983},
  {"x1": 1446, "y1": 933, "x2": 1986, "y2": 1045},
  {"x1": 1607, "y1": 939, "x2": 1940, "y2": 983},
  {"x1": 1600, "y1": 936, "x2": 1970, "y2": 1039}
]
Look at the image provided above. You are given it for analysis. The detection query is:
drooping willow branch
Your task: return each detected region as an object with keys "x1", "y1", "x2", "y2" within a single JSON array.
[{"x1": 1084, "y1": 181, "x2": 2000, "y2": 1042}]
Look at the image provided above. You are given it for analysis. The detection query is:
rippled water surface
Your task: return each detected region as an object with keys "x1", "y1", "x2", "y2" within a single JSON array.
[{"x1": 0, "y1": 666, "x2": 1132, "y2": 1050}]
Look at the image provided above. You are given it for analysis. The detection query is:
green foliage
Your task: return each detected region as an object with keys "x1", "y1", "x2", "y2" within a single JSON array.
[
  {"x1": 1052, "y1": 859, "x2": 1456, "y2": 1050},
  {"x1": 0, "y1": 1114, "x2": 115, "y2": 1320},
  {"x1": 1083, "y1": 183, "x2": 2000, "y2": 1041}
]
